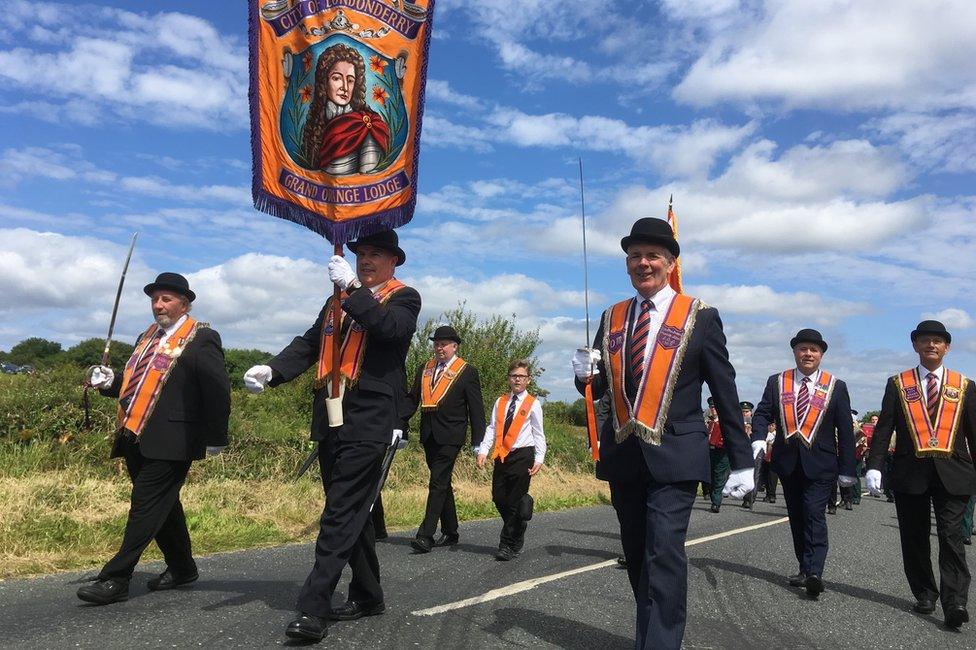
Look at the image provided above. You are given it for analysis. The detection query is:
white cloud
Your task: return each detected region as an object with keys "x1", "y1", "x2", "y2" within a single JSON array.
[
  {"x1": 424, "y1": 79, "x2": 483, "y2": 111},
  {"x1": 689, "y1": 284, "x2": 868, "y2": 326},
  {"x1": 870, "y1": 111, "x2": 976, "y2": 174},
  {"x1": 921, "y1": 308, "x2": 975, "y2": 330}
]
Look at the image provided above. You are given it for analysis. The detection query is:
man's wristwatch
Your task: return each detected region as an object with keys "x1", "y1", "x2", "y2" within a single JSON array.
[{"x1": 346, "y1": 279, "x2": 363, "y2": 293}]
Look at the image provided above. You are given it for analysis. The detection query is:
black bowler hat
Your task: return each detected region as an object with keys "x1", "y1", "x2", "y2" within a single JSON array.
[
  {"x1": 347, "y1": 229, "x2": 406, "y2": 266},
  {"x1": 790, "y1": 328, "x2": 828, "y2": 353},
  {"x1": 143, "y1": 272, "x2": 195, "y2": 302},
  {"x1": 620, "y1": 217, "x2": 680, "y2": 257},
  {"x1": 707, "y1": 396, "x2": 715, "y2": 407},
  {"x1": 429, "y1": 325, "x2": 461, "y2": 345},
  {"x1": 740, "y1": 401, "x2": 754, "y2": 411},
  {"x1": 911, "y1": 320, "x2": 951, "y2": 345}
]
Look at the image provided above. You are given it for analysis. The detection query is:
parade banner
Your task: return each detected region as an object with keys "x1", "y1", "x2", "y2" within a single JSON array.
[
  {"x1": 666, "y1": 196, "x2": 682, "y2": 293},
  {"x1": 249, "y1": 0, "x2": 435, "y2": 243}
]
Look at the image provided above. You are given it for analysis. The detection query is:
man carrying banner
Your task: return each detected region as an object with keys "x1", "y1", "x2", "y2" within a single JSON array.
[
  {"x1": 866, "y1": 320, "x2": 976, "y2": 628},
  {"x1": 405, "y1": 325, "x2": 486, "y2": 552},
  {"x1": 572, "y1": 217, "x2": 753, "y2": 650},
  {"x1": 78, "y1": 273, "x2": 230, "y2": 605},
  {"x1": 243, "y1": 230, "x2": 420, "y2": 641},
  {"x1": 751, "y1": 329, "x2": 856, "y2": 599}
]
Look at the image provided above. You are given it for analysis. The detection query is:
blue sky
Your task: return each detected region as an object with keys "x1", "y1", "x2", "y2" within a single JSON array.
[{"x1": 2, "y1": 0, "x2": 975, "y2": 410}]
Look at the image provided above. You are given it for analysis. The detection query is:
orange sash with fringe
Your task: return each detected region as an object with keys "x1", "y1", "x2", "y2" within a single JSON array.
[
  {"x1": 315, "y1": 279, "x2": 406, "y2": 388},
  {"x1": 118, "y1": 317, "x2": 201, "y2": 436},
  {"x1": 492, "y1": 393, "x2": 536, "y2": 462},
  {"x1": 778, "y1": 370, "x2": 836, "y2": 447},
  {"x1": 420, "y1": 356, "x2": 467, "y2": 410},
  {"x1": 896, "y1": 368, "x2": 967, "y2": 457},
  {"x1": 603, "y1": 294, "x2": 699, "y2": 445}
]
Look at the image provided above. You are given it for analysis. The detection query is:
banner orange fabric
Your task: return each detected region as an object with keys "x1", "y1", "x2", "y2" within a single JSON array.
[
  {"x1": 896, "y1": 368, "x2": 967, "y2": 457},
  {"x1": 778, "y1": 369, "x2": 836, "y2": 447},
  {"x1": 492, "y1": 394, "x2": 536, "y2": 462},
  {"x1": 249, "y1": 0, "x2": 435, "y2": 243},
  {"x1": 666, "y1": 198, "x2": 682, "y2": 293},
  {"x1": 420, "y1": 356, "x2": 467, "y2": 410}
]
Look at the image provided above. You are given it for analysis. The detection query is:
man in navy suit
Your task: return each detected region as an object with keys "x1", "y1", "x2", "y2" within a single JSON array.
[
  {"x1": 573, "y1": 217, "x2": 753, "y2": 650},
  {"x1": 751, "y1": 329, "x2": 856, "y2": 599}
]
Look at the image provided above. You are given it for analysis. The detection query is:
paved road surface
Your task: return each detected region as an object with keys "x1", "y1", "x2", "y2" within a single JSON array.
[{"x1": 1, "y1": 494, "x2": 973, "y2": 648}]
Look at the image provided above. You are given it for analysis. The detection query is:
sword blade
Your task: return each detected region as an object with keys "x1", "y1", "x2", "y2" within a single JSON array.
[
  {"x1": 296, "y1": 442, "x2": 320, "y2": 479},
  {"x1": 101, "y1": 232, "x2": 139, "y2": 365}
]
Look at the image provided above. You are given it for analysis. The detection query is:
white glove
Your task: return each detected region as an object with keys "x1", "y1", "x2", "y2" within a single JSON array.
[
  {"x1": 243, "y1": 365, "x2": 273, "y2": 394},
  {"x1": 751, "y1": 441, "x2": 766, "y2": 460},
  {"x1": 391, "y1": 428, "x2": 403, "y2": 446},
  {"x1": 723, "y1": 468, "x2": 755, "y2": 499},
  {"x1": 865, "y1": 469, "x2": 883, "y2": 496},
  {"x1": 572, "y1": 347, "x2": 601, "y2": 380},
  {"x1": 838, "y1": 475, "x2": 856, "y2": 488},
  {"x1": 328, "y1": 255, "x2": 358, "y2": 291},
  {"x1": 206, "y1": 446, "x2": 226, "y2": 456},
  {"x1": 87, "y1": 365, "x2": 115, "y2": 389}
]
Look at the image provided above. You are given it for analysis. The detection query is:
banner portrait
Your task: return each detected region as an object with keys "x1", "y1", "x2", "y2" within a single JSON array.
[{"x1": 249, "y1": 0, "x2": 435, "y2": 243}]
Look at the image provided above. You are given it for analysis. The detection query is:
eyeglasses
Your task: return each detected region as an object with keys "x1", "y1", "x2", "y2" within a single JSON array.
[{"x1": 508, "y1": 374, "x2": 530, "y2": 380}]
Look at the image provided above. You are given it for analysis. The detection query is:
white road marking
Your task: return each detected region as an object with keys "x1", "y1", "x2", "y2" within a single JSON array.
[{"x1": 411, "y1": 516, "x2": 791, "y2": 616}]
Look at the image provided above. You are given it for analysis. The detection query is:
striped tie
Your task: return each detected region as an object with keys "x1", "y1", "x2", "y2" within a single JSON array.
[
  {"x1": 629, "y1": 299, "x2": 653, "y2": 383},
  {"x1": 431, "y1": 362, "x2": 445, "y2": 389},
  {"x1": 119, "y1": 328, "x2": 164, "y2": 409},
  {"x1": 796, "y1": 377, "x2": 811, "y2": 421},
  {"x1": 926, "y1": 372, "x2": 939, "y2": 423},
  {"x1": 504, "y1": 395, "x2": 518, "y2": 434}
]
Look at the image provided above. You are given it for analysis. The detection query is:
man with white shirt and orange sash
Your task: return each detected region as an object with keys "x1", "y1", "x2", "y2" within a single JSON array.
[
  {"x1": 405, "y1": 325, "x2": 486, "y2": 553},
  {"x1": 866, "y1": 320, "x2": 976, "y2": 629},
  {"x1": 477, "y1": 359, "x2": 546, "y2": 561},
  {"x1": 750, "y1": 328, "x2": 856, "y2": 599},
  {"x1": 572, "y1": 217, "x2": 753, "y2": 650}
]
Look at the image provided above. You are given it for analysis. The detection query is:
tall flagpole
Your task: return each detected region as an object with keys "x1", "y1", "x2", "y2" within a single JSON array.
[{"x1": 578, "y1": 158, "x2": 599, "y2": 461}]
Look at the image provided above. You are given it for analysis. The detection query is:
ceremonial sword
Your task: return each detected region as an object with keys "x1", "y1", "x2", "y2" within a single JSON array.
[
  {"x1": 82, "y1": 232, "x2": 139, "y2": 429},
  {"x1": 577, "y1": 159, "x2": 600, "y2": 459}
]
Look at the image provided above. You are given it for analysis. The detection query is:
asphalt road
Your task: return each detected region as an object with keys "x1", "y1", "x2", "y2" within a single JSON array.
[{"x1": 1, "y1": 493, "x2": 974, "y2": 649}]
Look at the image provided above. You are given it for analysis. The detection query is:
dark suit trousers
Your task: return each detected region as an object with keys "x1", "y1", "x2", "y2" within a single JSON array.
[
  {"x1": 894, "y1": 475, "x2": 971, "y2": 609},
  {"x1": 492, "y1": 447, "x2": 534, "y2": 550},
  {"x1": 780, "y1": 468, "x2": 832, "y2": 577},
  {"x1": 100, "y1": 438, "x2": 194, "y2": 580},
  {"x1": 418, "y1": 441, "x2": 461, "y2": 539},
  {"x1": 610, "y1": 474, "x2": 697, "y2": 650},
  {"x1": 296, "y1": 438, "x2": 386, "y2": 617}
]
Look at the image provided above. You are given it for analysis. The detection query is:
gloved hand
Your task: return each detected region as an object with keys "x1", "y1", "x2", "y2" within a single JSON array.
[
  {"x1": 243, "y1": 365, "x2": 273, "y2": 394},
  {"x1": 838, "y1": 475, "x2": 857, "y2": 488},
  {"x1": 206, "y1": 446, "x2": 226, "y2": 456},
  {"x1": 865, "y1": 469, "x2": 883, "y2": 496},
  {"x1": 572, "y1": 347, "x2": 601, "y2": 380},
  {"x1": 87, "y1": 365, "x2": 115, "y2": 389},
  {"x1": 723, "y1": 468, "x2": 755, "y2": 499},
  {"x1": 328, "y1": 255, "x2": 358, "y2": 291},
  {"x1": 751, "y1": 441, "x2": 766, "y2": 459}
]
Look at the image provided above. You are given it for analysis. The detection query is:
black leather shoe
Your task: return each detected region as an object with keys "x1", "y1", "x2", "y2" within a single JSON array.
[
  {"x1": 805, "y1": 575, "x2": 825, "y2": 598},
  {"x1": 495, "y1": 546, "x2": 518, "y2": 561},
  {"x1": 518, "y1": 494, "x2": 534, "y2": 521},
  {"x1": 434, "y1": 533, "x2": 459, "y2": 547},
  {"x1": 616, "y1": 555, "x2": 627, "y2": 568},
  {"x1": 330, "y1": 600, "x2": 385, "y2": 621},
  {"x1": 410, "y1": 536, "x2": 433, "y2": 553},
  {"x1": 964, "y1": 537, "x2": 972, "y2": 546},
  {"x1": 945, "y1": 605, "x2": 969, "y2": 628},
  {"x1": 710, "y1": 504, "x2": 721, "y2": 513},
  {"x1": 147, "y1": 568, "x2": 198, "y2": 591},
  {"x1": 843, "y1": 501, "x2": 853, "y2": 511},
  {"x1": 827, "y1": 504, "x2": 837, "y2": 515},
  {"x1": 285, "y1": 613, "x2": 327, "y2": 641},
  {"x1": 77, "y1": 579, "x2": 129, "y2": 605},
  {"x1": 741, "y1": 499, "x2": 753, "y2": 509},
  {"x1": 788, "y1": 573, "x2": 806, "y2": 587},
  {"x1": 913, "y1": 599, "x2": 936, "y2": 614}
]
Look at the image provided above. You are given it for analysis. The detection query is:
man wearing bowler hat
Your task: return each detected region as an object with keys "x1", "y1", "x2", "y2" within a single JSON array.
[
  {"x1": 78, "y1": 273, "x2": 230, "y2": 605},
  {"x1": 751, "y1": 329, "x2": 856, "y2": 599},
  {"x1": 572, "y1": 216, "x2": 753, "y2": 650},
  {"x1": 866, "y1": 320, "x2": 976, "y2": 628},
  {"x1": 243, "y1": 229, "x2": 420, "y2": 642},
  {"x1": 404, "y1": 324, "x2": 486, "y2": 552}
]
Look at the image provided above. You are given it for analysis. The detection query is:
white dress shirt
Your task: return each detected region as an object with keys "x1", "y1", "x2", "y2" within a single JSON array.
[
  {"x1": 629, "y1": 283, "x2": 676, "y2": 371},
  {"x1": 478, "y1": 390, "x2": 546, "y2": 464},
  {"x1": 918, "y1": 364, "x2": 945, "y2": 403},
  {"x1": 793, "y1": 368, "x2": 822, "y2": 388}
]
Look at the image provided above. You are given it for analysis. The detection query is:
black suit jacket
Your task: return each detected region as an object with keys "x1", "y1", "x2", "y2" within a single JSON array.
[
  {"x1": 268, "y1": 285, "x2": 421, "y2": 444},
  {"x1": 405, "y1": 361, "x2": 487, "y2": 447},
  {"x1": 751, "y1": 372, "x2": 856, "y2": 481},
  {"x1": 867, "y1": 375, "x2": 976, "y2": 495},
  {"x1": 102, "y1": 326, "x2": 231, "y2": 462},
  {"x1": 577, "y1": 304, "x2": 751, "y2": 484}
]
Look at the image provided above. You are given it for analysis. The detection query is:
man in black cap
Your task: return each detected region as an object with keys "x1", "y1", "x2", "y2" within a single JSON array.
[
  {"x1": 78, "y1": 273, "x2": 230, "y2": 605},
  {"x1": 740, "y1": 400, "x2": 764, "y2": 509},
  {"x1": 243, "y1": 230, "x2": 420, "y2": 641},
  {"x1": 572, "y1": 216, "x2": 753, "y2": 650},
  {"x1": 751, "y1": 329, "x2": 856, "y2": 599},
  {"x1": 404, "y1": 325, "x2": 486, "y2": 552},
  {"x1": 866, "y1": 320, "x2": 976, "y2": 628},
  {"x1": 706, "y1": 396, "x2": 731, "y2": 513}
]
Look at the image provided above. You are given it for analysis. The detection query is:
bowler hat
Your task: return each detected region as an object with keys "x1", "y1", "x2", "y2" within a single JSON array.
[
  {"x1": 143, "y1": 272, "x2": 195, "y2": 302},
  {"x1": 347, "y1": 229, "x2": 406, "y2": 266},
  {"x1": 620, "y1": 217, "x2": 680, "y2": 257},
  {"x1": 790, "y1": 328, "x2": 828, "y2": 353},
  {"x1": 429, "y1": 325, "x2": 462, "y2": 345},
  {"x1": 706, "y1": 396, "x2": 715, "y2": 407},
  {"x1": 911, "y1": 320, "x2": 951, "y2": 345}
]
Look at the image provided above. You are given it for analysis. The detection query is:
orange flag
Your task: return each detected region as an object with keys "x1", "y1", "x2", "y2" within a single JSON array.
[{"x1": 666, "y1": 195, "x2": 683, "y2": 293}]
